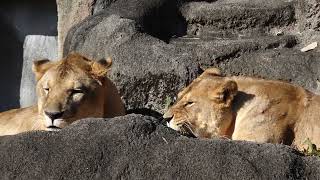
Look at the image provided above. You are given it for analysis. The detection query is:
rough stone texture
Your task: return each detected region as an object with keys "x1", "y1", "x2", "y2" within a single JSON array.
[
  {"x1": 0, "y1": 114, "x2": 319, "y2": 179},
  {"x1": 92, "y1": 0, "x2": 187, "y2": 42},
  {"x1": 296, "y1": 0, "x2": 320, "y2": 31},
  {"x1": 181, "y1": 0, "x2": 295, "y2": 38},
  {"x1": 64, "y1": 14, "x2": 194, "y2": 113},
  {"x1": 216, "y1": 49, "x2": 320, "y2": 94},
  {"x1": 56, "y1": 0, "x2": 95, "y2": 58},
  {"x1": 294, "y1": 0, "x2": 320, "y2": 49},
  {"x1": 20, "y1": 35, "x2": 58, "y2": 108},
  {"x1": 64, "y1": 13, "x2": 317, "y2": 114}
]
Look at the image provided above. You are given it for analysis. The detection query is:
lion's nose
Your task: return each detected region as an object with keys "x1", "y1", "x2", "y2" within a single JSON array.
[
  {"x1": 45, "y1": 111, "x2": 64, "y2": 120},
  {"x1": 163, "y1": 117, "x2": 172, "y2": 123}
]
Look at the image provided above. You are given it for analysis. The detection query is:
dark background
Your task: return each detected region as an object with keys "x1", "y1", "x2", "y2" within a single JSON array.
[{"x1": 0, "y1": 0, "x2": 57, "y2": 111}]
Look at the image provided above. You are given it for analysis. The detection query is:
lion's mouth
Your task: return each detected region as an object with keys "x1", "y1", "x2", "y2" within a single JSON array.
[
  {"x1": 46, "y1": 126, "x2": 62, "y2": 131},
  {"x1": 180, "y1": 123, "x2": 197, "y2": 138}
]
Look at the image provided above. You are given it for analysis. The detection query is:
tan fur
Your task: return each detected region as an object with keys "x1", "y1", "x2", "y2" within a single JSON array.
[
  {"x1": 164, "y1": 68, "x2": 320, "y2": 150},
  {"x1": 0, "y1": 53, "x2": 125, "y2": 136}
]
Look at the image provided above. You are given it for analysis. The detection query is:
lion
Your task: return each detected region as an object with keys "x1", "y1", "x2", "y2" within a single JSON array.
[
  {"x1": 164, "y1": 68, "x2": 320, "y2": 150},
  {"x1": 0, "y1": 53, "x2": 125, "y2": 135}
]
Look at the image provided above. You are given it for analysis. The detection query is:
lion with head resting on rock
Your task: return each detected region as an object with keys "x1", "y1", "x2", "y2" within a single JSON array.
[
  {"x1": 164, "y1": 68, "x2": 320, "y2": 150},
  {"x1": 0, "y1": 53, "x2": 125, "y2": 135}
]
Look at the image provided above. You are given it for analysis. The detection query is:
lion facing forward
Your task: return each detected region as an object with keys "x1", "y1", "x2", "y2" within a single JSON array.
[{"x1": 0, "y1": 53, "x2": 125, "y2": 135}]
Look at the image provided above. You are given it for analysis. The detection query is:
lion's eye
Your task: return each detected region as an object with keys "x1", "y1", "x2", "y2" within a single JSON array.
[
  {"x1": 43, "y1": 88, "x2": 49, "y2": 95},
  {"x1": 185, "y1": 101, "x2": 194, "y2": 107},
  {"x1": 71, "y1": 89, "x2": 84, "y2": 95}
]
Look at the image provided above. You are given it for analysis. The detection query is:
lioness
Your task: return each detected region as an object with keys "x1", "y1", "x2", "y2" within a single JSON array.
[
  {"x1": 164, "y1": 68, "x2": 320, "y2": 150},
  {"x1": 0, "y1": 53, "x2": 125, "y2": 135}
]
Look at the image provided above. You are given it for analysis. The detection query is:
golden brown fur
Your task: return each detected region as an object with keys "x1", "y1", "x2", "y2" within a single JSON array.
[
  {"x1": 164, "y1": 68, "x2": 320, "y2": 150},
  {"x1": 0, "y1": 53, "x2": 125, "y2": 135}
]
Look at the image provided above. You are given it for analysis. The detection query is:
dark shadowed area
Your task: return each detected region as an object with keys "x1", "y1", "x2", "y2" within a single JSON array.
[{"x1": 0, "y1": 0, "x2": 57, "y2": 111}]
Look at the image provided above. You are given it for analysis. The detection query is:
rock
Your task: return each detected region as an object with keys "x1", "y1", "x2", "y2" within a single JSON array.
[
  {"x1": 58, "y1": 0, "x2": 184, "y2": 55},
  {"x1": 0, "y1": 114, "x2": 319, "y2": 179},
  {"x1": 20, "y1": 35, "x2": 58, "y2": 108},
  {"x1": 293, "y1": 0, "x2": 320, "y2": 50},
  {"x1": 62, "y1": 0, "x2": 320, "y2": 114},
  {"x1": 181, "y1": 0, "x2": 295, "y2": 37},
  {"x1": 301, "y1": 42, "x2": 318, "y2": 52},
  {"x1": 92, "y1": 0, "x2": 186, "y2": 41},
  {"x1": 64, "y1": 13, "x2": 303, "y2": 114},
  {"x1": 63, "y1": 14, "x2": 194, "y2": 114},
  {"x1": 296, "y1": 0, "x2": 320, "y2": 32},
  {"x1": 215, "y1": 49, "x2": 320, "y2": 94},
  {"x1": 56, "y1": 0, "x2": 95, "y2": 58}
]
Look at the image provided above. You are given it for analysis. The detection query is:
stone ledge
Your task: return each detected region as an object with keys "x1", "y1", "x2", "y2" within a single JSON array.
[{"x1": 0, "y1": 114, "x2": 319, "y2": 179}]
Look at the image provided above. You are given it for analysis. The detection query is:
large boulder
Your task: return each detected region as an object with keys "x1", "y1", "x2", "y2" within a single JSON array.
[
  {"x1": 56, "y1": 0, "x2": 95, "y2": 58},
  {"x1": 0, "y1": 114, "x2": 319, "y2": 179},
  {"x1": 63, "y1": 11, "x2": 318, "y2": 114},
  {"x1": 92, "y1": 0, "x2": 186, "y2": 41},
  {"x1": 295, "y1": 0, "x2": 320, "y2": 48},
  {"x1": 57, "y1": 0, "x2": 185, "y2": 58},
  {"x1": 63, "y1": 14, "x2": 197, "y2": 114},
  {"x1": 181, "y1": 0, "x2": 295, "y2": 37}
]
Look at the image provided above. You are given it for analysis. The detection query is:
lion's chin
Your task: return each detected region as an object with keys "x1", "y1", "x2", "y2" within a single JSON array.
[
  {"x1": 46, "y1": 126, "x2": 62, "y2": 132},
  {"x1": 167, "y1": 121, "x2": 197, "y2": 138}
]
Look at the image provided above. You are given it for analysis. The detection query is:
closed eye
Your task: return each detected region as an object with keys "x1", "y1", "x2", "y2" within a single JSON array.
[
  {"x1": 43, "y1": 88, "x2": 50, "y2": 94},
  {"x1": 185, "y1": 101, "x2": 195, "y2": 107},
  {"x1": 71, "y1": 89, "x2": 84, "y2": 95}
]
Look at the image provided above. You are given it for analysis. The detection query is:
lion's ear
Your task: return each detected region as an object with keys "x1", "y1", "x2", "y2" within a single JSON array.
[
  {"x1": 210, "y1": 80, "x2": 238, "y2": 106},
  {"x1": 32, "y1": 59, "x2": 55, "y2": 81},
  {"x1": 200, "y1": 68, "x2": 222, "y2": 78},
  {"x1": 91, "y1": 57, "x2": 112, "y2": 77}
]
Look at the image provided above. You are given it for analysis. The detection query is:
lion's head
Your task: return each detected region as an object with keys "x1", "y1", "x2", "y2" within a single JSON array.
[
  {"x1": 163, "y1": 68, "x2": 238, "y2": 138},
  {"x1": 32, "y1": 53, "x2": 113, "y2": 131}
]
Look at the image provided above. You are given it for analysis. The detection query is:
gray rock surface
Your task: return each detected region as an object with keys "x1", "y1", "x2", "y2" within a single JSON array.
[
  {"x1": 20, "y1": 35, "x2": 58, "y2": 107},
  {"x1": 181, "y1": 0, "x2": 295, "y2": 37},
  {"x1": 0, "y1": 114, "x2": 319, "y2": 179},
  {"x1": 64, "y1": 14, "x2": 195, "y2": 113},
  {"x1": 56, "y1": 0, "x2": 95, "y2": 58},
  {"x1": 92, "y1": 0, "x2": 186, "y2": 41},
  {"x1": 63, "y1": 12, "x2": 317, "y2": 114},
  {"x1": 216, "y1": 49, "x2": 320, "y2": 94}
]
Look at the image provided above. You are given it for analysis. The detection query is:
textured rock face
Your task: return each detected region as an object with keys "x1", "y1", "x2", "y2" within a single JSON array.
[
  {"x1": 295, "y1": 0, "x2": 320, "y2": 48},
  {"x1": 0, "y1": 114, "x2": 319, "y2": 179},
  {"x1": 296, "y1": 0, "x2": 320, "y2": 31},
  {"x1": 63, "y1": 0, "x2": 320, "y2": 114},
  {"x1": 64, "y1": 14, "x2": 198, "y2": 113},
  {"x1": 20, "y1": 35, "x2": 58, "y2": 107},
  {"x1": 181, "y1": 0, "x2": 295, "y2": 37},
  {"x1": 92, "y1": 0, "x2": 186, "y2": 41},
  {"x1": 56, "y1": 0, "x2": 95, "y2": 58}
]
